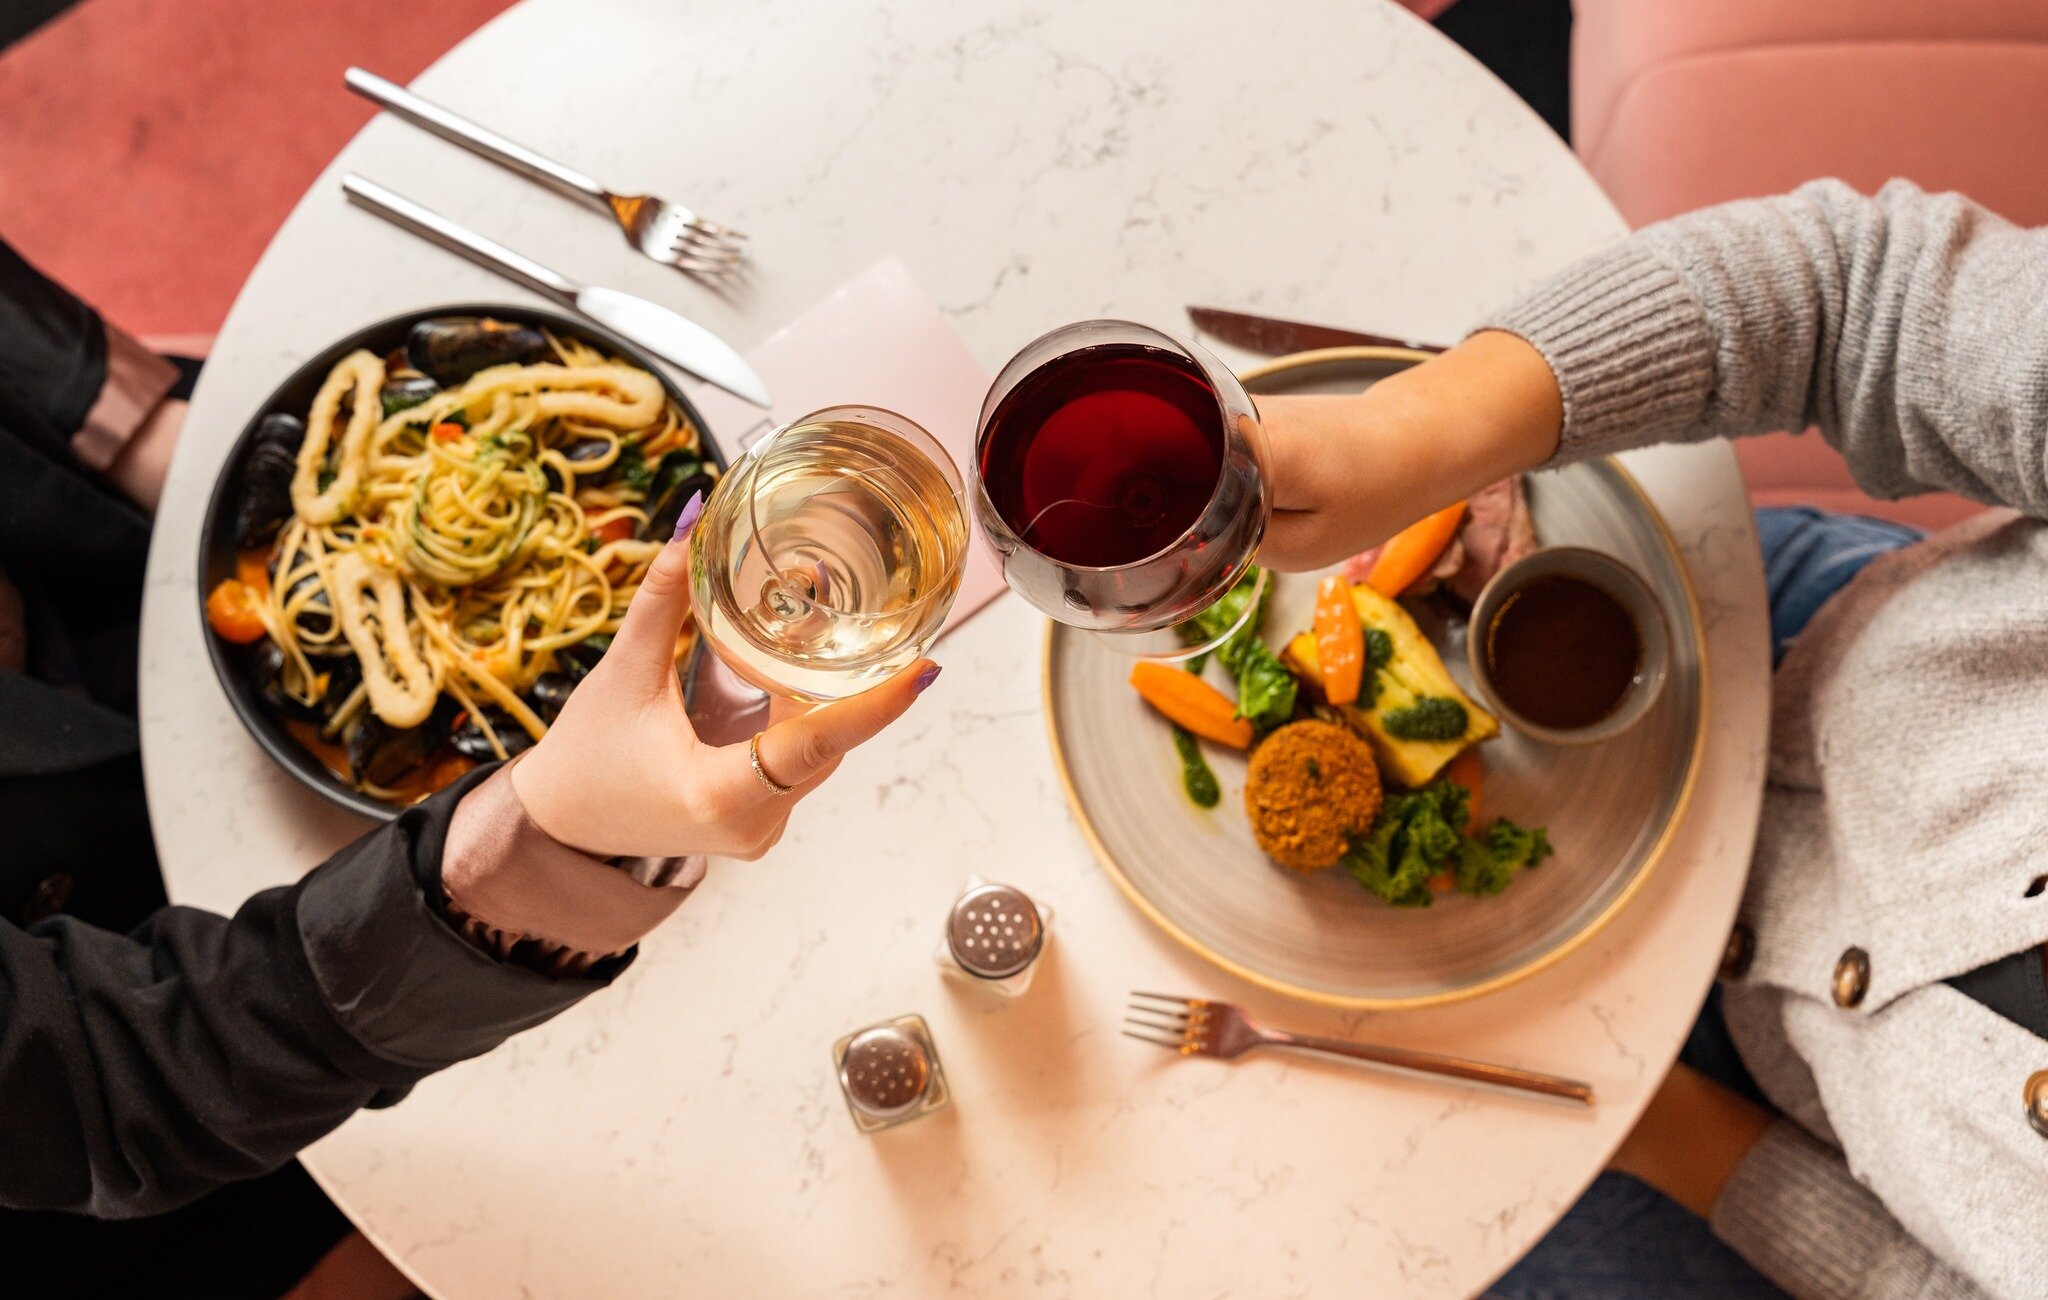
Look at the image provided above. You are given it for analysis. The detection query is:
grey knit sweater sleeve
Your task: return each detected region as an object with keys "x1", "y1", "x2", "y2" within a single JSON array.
[
  {"x1": 1485, "y1": 179, "x2": 2048, "y2": 516},
  {"x1": 1479, "y1": 179, "x2": 2047, "y2": 1300}
]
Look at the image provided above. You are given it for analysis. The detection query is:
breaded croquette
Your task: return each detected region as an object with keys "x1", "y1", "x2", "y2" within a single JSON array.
[{"x1": 1244, "y1": 720, "x2": 1383, "y2": 871}]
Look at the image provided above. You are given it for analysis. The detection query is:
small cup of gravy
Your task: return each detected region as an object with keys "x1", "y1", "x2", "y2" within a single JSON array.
[{"x1": 1466, "y1": 547, "x2": 1669, "y2": 746}]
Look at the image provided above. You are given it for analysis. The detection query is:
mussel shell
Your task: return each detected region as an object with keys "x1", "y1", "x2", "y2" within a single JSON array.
[
  {"x1": 451, "y1": 708, "x2": 537, "y2": 762},
  {"x1": 257, "y1": 648, "x2": 363, "y2": 726},
  {"x1": 405, "y1": 317, "x2": 550, "y2": 388},
  {"x1": 640, "y1": 458, "x2": 717, "y2": 541},
  {"x1": 379, "y1": 372, "x2": 440, "y2": 418},
  {"x1": 232, "y1": 413, "x2": 305, "y2": 545},
  {"x1": 556, "y1": 636, "x2": 611, "y2": 679},
  {"x1": 527, "y1": 673, "x2": 577, "y2": 724},
  {"x1": 561, "y1": 438, "x2": 612, "y2": 463},
  {"x1": 252, "y1": 641, "x2": 321, "y2": 723},
  {"x1": 347, "y1": 700, "x2": 455, "y2": 788},
  {"x1": 283, "y1": 572, "x2": 340, "y2": 644}
]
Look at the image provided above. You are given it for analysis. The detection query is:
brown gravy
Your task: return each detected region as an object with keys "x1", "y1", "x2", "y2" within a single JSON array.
[{"x1": 1484, "y1": 575, "x2": 1640, "y2": 730}]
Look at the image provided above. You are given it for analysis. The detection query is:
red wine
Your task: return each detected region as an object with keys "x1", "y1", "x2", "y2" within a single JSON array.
[{"x1": 978, "y1": 343, "x2": 1225, "y2": 567}]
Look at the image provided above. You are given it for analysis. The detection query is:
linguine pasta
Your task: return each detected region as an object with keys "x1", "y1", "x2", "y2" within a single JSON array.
[{"x1": 252, "y1": 332, "x2": 703, "y2": 790}]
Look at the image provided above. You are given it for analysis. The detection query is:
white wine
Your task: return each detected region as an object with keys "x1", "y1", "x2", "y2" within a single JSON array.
[{"x1": 690, "y1": 407, "x2": 967, "y2": 701}]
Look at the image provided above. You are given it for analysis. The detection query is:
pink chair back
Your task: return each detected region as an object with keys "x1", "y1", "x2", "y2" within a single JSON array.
[{"x1": 1573, "y1": 0, "x2": 2048, "y2": 526}]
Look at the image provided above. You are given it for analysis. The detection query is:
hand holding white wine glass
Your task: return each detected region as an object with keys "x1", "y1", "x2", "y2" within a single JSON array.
[{"x1": 510, "y1": 504, "x2": 939, "y2": 862}]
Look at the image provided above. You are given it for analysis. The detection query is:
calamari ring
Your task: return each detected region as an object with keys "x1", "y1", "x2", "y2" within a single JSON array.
[{"x1": 292, "y1": 350, "x2": 386, "y2": 524}]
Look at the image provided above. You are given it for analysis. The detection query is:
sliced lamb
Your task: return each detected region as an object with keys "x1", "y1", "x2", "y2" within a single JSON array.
[{"x1": 1445, "y1": 476, "x2": 1538, "y2": 604}]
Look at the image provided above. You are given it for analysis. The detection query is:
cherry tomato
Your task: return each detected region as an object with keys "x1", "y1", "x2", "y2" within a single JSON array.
[
  {"x1": 205, "y1": 579, "x2": 267, "y2": 644},
  {"x1": 591, "y1": 516, "x2": 635, "y2": 546},
  {"x1": 431, "y1": 422, "x2": 465, "y2": 443},
  {"x1": 234, "y1": 547, "x2": 272, "y2": 599}
]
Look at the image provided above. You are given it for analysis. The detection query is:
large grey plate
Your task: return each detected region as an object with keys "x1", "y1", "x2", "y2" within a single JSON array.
[{"x1": 1045, "y1": 348, "x2": 1706, "y2": 1008}]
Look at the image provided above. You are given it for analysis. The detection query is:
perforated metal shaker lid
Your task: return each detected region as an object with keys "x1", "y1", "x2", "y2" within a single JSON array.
[
  {"x1": 947, "y1": 882, "x2": 1044, "y2": 980},
  {"x1": 839, "y1": 1025, "x2": 932, "y2": 1117}
]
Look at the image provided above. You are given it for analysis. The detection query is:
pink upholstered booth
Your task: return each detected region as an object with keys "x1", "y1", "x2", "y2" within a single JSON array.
[{"x1": 1572, "y1": 0, "x2": 2048, "y2": 530}]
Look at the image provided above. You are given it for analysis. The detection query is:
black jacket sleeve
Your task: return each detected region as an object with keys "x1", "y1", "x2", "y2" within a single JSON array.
[
  {"x1": 0, "y1": 768, "x2": 623, "y2": 1218},
  {"x1": 0, "y1": 235, "x2": 106, "y2": 467}
]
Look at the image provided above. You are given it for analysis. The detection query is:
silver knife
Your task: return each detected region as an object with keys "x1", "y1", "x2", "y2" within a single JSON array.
[
  {"x1": 342, "y1": 174, "x2": 771, "y2": 407},
  {"x1": 1187, "y1": 305, "x2": 1447, "y2": 357}
]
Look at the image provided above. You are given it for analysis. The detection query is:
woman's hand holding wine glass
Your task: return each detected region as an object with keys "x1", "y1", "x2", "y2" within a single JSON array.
[
  {"x1": 1252, "y1": 332, "x2": 1566, "y2": 573},
  {"x1": 511, "y1": 499, "x2": 940, "y2": 862}
]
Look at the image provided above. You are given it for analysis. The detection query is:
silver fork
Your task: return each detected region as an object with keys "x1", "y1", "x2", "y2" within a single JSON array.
[
  {"x1": 345, "y1": 67, "x2": 746, "y2": 276},
  {"x1": 1124, "y1": 992, "x2": 1595, "y2": 1104}
]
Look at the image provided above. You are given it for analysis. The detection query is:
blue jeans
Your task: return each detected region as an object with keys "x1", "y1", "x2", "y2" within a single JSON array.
[{"x1": 1489, "y1": 507, "x2": 1923, "y2": 1300}]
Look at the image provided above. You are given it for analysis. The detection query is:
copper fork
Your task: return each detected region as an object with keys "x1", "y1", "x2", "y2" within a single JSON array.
[{"x1": 1124, "y1": 992, "x2": 1594, "y2": 1105}]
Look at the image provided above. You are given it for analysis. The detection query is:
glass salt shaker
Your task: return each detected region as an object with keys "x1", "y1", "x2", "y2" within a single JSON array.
[
  {"x1": 832, "y1": 1013, "x2": 950, "y2": 1133},
  {"x1": 935, "y1": 878, "x2": 1050, "y2": 998}
]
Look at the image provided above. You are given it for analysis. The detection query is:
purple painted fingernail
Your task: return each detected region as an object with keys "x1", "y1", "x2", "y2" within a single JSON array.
[
  {"x1": 672, "y1": 490, "x2": 706, "y2": 541},
  {"x1": 914, "y1": 663, "x2": 942, "y2": 695}
]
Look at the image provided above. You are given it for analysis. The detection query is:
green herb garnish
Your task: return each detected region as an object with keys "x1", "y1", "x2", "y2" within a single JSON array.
[
  {"x1": 618, "y1": 443, "x2": 653, "y2": 493},
  {"x1": 1361, "y1": 626, "x2": 1394, "y2": 705},
  {"x1": 1171, "y1": 725, "x2": 1221, "y2": 808},
  {"x1": 381, "y1": 387, "x2": 432, "y2": 417},
  {"x1": 1381, "y1": 695, "x2": 1468, "y2": 742}
]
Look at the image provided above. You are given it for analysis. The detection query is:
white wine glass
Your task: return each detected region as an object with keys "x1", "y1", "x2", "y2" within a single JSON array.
[{"x1": 689, "y1": 405, "x2": 968, "y2": 701}]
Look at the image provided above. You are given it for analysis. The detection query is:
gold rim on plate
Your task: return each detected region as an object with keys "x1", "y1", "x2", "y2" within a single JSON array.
[{"x1": 1042, "y1": 346, "x2": 1711, "y2": 1010}]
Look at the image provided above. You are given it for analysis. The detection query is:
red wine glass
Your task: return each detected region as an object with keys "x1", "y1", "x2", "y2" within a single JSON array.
[{"x1": 973, "y1": 320, "x2": 1269, "y2": 658}]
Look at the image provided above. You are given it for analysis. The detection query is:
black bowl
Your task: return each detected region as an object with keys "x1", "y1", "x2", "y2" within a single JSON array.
[{"x1": 198, "y1": 302, "x2": 724, "y2": 821}]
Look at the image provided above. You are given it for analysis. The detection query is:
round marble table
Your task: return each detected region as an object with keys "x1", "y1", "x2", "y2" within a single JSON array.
[{"x1": 139, "y1": 1, "x2": 1771, "y2": 1294}]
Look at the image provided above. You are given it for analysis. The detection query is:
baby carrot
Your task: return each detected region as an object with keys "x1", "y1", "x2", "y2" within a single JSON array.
[
  {"x1": 1442, "y1": 748, "x2": 1485, "y2": 833},
  {"x1": 1129, "y1": 661, "x2": 1254, "y2": 749},
  {"x1": 1366, "y1": 500, "x2": 1468, "y2": 597},
  {"x1": 1312, "y1": 574, "x2": 1365, "y2": 705}
]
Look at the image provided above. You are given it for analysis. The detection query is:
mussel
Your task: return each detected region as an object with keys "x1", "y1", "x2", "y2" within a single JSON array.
[
  {"x1": 556, "y1": 635, "x2": 611, "y2": 679},
  {"x1": 639, "y1": 453, "x2": 717, "y2": 540},
  {"x1": 527, "y1": 672, "x2": 577, "y2": 724},
  {"x1": 232, "y1": 413, "x2": 305, "y2": 545},
  {"x1": 258, "y1": 645, "x2": 362, "y2": 728},
  {"x1": 252, "y1": 641, "x2": 320, "y2": 723},
  {"x1": 561, "y1": 438, "x2": 612, "y2": 463},
  {"x1": 451, "y1": 707, "x2": 536, "y2": 762},
  {"x1": 405, "y1": 317, "x2": 550, "y2": 387},
  {"x1": 380, "y1": 371, "x2": 439, "y2": 418},
  {"x1": 281, "y1": 572, "x2": 340, "y2": 645},
  {"x1": 347, "y1": 701, "x2": 455, "y2": 788}
]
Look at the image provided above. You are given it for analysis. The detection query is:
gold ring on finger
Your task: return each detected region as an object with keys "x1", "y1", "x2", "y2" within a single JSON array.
[{"x1": 749, "y1": 733, "x2": 795, "y2": 796}]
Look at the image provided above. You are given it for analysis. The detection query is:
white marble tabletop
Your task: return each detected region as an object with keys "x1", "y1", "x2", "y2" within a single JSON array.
[{"x1": 137, "y1": 1, "x2": 1771, "y2": 1295}]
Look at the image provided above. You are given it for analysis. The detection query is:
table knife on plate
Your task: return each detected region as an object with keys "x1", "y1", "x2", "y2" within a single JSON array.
[
  {"x1": 1186, "y1": 305, "x2": 1447, "y2": 357},
  {"x1": 342, "y1": 174, "x2": 771, "y2": 407}
]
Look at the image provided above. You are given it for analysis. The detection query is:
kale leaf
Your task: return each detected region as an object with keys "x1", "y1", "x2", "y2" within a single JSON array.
[{"x1": 1177, "y1": 567, "x2": 1298, "y2": 731}]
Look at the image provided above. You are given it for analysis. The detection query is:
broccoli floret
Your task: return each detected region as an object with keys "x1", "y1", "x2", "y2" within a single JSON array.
[
  {"x1": 1381, "y1": 695, "x2": 1469, "y2": 742},
  {"x1": 1455, "y1": 817, "x2": 1554, "y2": 897},
  {"x1": 1341, "y1": 782, "x2": 1472, "y2": 908},
  {"x1": 1344, "y1": 781, "x2": 1551, "y2": 907}
]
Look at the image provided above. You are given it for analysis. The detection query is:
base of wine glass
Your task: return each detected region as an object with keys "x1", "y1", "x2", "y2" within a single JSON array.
[{"x1": 1082, "y1": 567, "x2": 1269, "y2": 661}]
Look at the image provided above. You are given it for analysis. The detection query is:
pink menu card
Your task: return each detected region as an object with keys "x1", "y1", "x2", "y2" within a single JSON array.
[{"x1": 687, "y1": 257, "x2": 1006, "y2": 637}]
